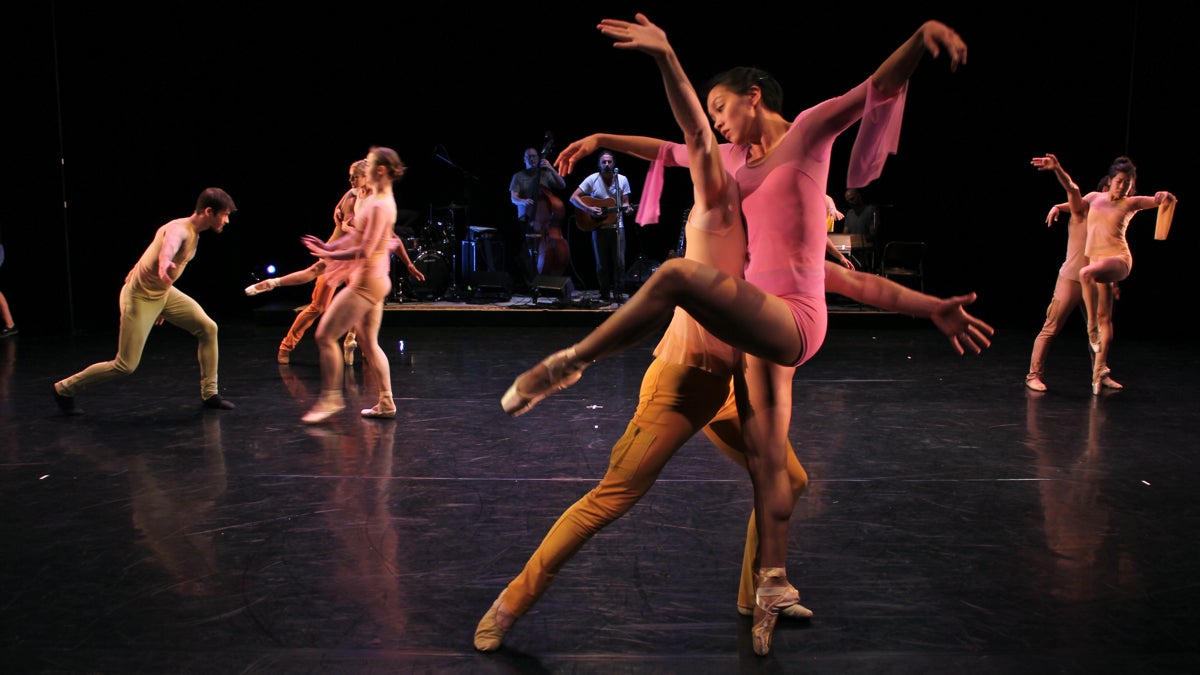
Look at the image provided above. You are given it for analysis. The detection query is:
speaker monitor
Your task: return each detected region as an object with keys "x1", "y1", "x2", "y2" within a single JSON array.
[
  {"x1": 532, "y1": 275, "x2": 575, "y2": 303},
  {"x1": 470, "y1": 270, "x2": 513, "y2": 301}
]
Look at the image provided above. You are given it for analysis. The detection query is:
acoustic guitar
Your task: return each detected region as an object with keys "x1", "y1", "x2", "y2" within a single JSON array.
[{"x1": 574, "y1": 196, "x2": 638, "y2": 232}]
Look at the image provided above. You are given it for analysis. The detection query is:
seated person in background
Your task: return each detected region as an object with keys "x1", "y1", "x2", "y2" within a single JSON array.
[{"x1": 842, "y1": 186, "x2": 880, "y2": 269}]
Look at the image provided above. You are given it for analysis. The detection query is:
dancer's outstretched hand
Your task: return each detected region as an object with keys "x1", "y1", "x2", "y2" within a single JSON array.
[
  {"x1": 930, "y1": 292, "x2": 994, "y2": 355},
  {"x1": 1030, "y1": 153, "x2": 1061, "y2": 172},
  {"x1": 301, "y1": 235, "x2": 329, "y2": 258},
  {"x1": 920, "y1": 20, "x2": 968, "y2": 71},
  {"x1": 555, "y1": 134, "x2": 602, "y2": 176},
  {"x1": 598, "y1": 13, "x2": 670, "y2": 57}
]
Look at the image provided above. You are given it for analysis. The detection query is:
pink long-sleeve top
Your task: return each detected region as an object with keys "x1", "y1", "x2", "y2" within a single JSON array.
[{"x1": 640, "y1": 78, "x2": 905, "y2": 301}]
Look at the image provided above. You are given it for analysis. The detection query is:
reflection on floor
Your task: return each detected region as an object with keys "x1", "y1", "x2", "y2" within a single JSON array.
[{"x1": 2, "y1": 321, "x2": 1198, "y2": 673}]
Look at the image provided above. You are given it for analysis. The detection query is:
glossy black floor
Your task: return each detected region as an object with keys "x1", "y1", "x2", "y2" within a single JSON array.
[{"x1": 3, "y1": 316, "x2": 1199, "y2": 674}]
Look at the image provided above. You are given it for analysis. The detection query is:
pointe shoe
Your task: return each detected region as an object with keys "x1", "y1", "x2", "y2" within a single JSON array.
[
  {"x1": 501, "y1": 347, "x2": 588, "y2": 417},
  {"x1": 1024, "y1": 375, "x2": 1048, "y2": 392},
  {"x1": 277, "y1": 349, "x2": 291, "y2": 365},
  {"x1": 302, "y1": 395, "x2": 345, "y2": 424},
  {"x1": 244, "y1": 278, "x2": 279, "y2": 296},
  {"x1": 737, "y1": 598, "x2": 813, "y2": 620},
  {"x1": 752, "y1": 568, "x2": 800, "y2": 656},
  {"x1": 474, "y1": 597, "x2": 517, "y2": 652},
  {"x1": 1091, "y1": 366, "x2": 1111, "y2": 396},
  {"x1": 1102, "y1": 374, "x2": 1124, "y2": 390},
  {"x1": 343, "y1": 339, "x2": 357, "y2": 366}
]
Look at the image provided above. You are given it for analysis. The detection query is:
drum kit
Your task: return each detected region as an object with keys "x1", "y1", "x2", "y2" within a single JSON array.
[{"x1": 394, "y1": 204, "x2": 465, "y2": 302}]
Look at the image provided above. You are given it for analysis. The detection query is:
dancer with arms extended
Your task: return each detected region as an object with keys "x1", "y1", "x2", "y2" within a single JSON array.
[
  {"x1": 298, "y1": 146, "x2": 411, "y2": 423},
  {"x1": 497, "y1": 13, "x2": 980, "y2": 655},
  {"x1": 1031, "y1": 153, "x2": 1176, "y2": 393},
  {"x1": 1024, "y1": 161, "x2": 1119, "y2": 392}
]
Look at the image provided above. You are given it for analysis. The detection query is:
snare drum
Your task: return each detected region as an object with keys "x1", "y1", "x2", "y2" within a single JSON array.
[{"x1": 404, "y1": 250, "x2": 451, "y2": 301}]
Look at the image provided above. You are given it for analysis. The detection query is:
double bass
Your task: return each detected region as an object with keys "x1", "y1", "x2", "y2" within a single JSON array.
[{"x1": 529, "y1": 133, "x2": 569, "y2": 276}]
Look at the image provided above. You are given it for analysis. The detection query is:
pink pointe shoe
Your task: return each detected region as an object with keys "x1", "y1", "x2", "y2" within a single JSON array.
[
  {"x1": 501, "y1": 347, "x2": 588, "y2": 417},
  {"x1": 751, "y1": 568, "x2": 801, "y2": 656},
  {"x1": 1025, "y1": 375, "x2": 1048, "y2": 392}
]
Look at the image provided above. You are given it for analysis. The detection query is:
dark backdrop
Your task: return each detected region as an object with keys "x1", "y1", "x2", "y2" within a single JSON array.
[{"x1": 9, "y1": 2, "x2": 1191, "y2": 338}]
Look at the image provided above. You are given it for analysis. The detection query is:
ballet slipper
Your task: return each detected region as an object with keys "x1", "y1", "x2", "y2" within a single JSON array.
[
  {"x1": 1102, "y1": 373, "x2": 1123, "y2": 390},
  {"x1": 473, "y1": 596, "x2": 518, "y2": 652},
  {"x1": 752, "y1": 567, "x2": 800, "y2": 656},
  {"x1": 277, "y1": 348, "x2": 291, "y2": 365},
  {"x1": 343, "y1": 337, "x2": 358, "y2": 366},
  {"x1": 501, "y1": 347, "x2": 589, "y2": 417},
  {"x1": 302, "y1": 391, "x2": 345, "y2": 424},
  {"x1": 361, "y1": 393, "x2": 396, "y2": 419},
  {"x1": 244, "y1": 278, "x2": 279, "y2": 296},
  {"x1": 1024, "y1": 375, "x2": 1047, "y2": 392}
]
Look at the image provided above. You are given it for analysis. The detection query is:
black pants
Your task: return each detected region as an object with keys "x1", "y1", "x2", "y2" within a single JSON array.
[{"x1": 592, "y1": 226, "x2": 626, "y2": 299}]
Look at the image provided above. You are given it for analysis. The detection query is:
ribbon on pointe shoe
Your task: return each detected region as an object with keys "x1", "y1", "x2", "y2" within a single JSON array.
[{"x1": 752, "y1": 568, "x2": 800, "y2": 656}]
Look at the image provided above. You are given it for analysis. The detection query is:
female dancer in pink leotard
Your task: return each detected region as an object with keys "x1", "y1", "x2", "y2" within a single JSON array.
[{"x1": 500, "y1": 14, "x2": 983, "y2": 655}]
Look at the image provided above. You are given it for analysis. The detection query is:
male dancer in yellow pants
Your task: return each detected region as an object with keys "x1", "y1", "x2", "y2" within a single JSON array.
[{"x1": 53, "y1": 188, "x2": 238, "y2": 415}]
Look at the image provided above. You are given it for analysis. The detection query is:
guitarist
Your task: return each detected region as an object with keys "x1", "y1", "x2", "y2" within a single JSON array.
[{"x1": 567, "y1": 150, "x2": 635, "y2": 304}]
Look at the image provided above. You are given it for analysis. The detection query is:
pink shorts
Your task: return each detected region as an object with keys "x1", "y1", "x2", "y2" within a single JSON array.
[{"x1": 780, "y1": 293, "x2": 827, "y2": 367}]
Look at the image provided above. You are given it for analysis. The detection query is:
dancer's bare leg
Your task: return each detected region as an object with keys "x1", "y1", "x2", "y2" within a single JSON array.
[
  {"x1": 303, "y1": 289, "x2": 372, "y2": 422},
  {"x1": 503, "y1": 259, "x2": 801, "y2": 416}
]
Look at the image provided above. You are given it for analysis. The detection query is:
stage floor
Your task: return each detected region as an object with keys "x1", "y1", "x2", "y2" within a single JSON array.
[{"x1": 3, "y1": 321, "x2": 1199, "y2": 673}]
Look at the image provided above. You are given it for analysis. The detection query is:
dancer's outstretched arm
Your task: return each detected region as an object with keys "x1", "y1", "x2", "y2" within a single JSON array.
[
  {"x1": 824, "y1": 261, "x2": 993, "y2": 355},
  {"x1": 555, "y1": 134, "x2": 665, "y2": 176},
  {"x1": 1031, "y1": 154, "x2": 1086, "y2": 217},
  {"x1": 599, "y1": 13, "x2": 729, "y2": 213},
  {"x1": 872, "y1": 20, "x2": 968, "y2": 94}
]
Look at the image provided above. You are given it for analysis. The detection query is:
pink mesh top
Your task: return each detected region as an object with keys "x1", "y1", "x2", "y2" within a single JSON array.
[{"x1": 641, "y1": 78, "x2": 905, "y2": 300}]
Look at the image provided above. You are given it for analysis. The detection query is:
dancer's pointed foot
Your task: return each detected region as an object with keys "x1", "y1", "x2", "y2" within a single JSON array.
[
  {"x1": 501, "y1": 347, "x2": 588, "y2": 417},
  {"x1": 302, "y1": 393, "x2": 345, "y2": 424},
  {"x1": 752, "y1": 568, "x2": 800, "y2": 656},
  {"x1": 474, "y1": 596, "x2": 518, "y2": 652},
  {"x1": 277, "y1": 348, "x2": 291, "y2": 365},
  {"x1": 343, "y1": 338, "x2": 357, "y2": 366},
  {"x1": 1102, "y1": 374, "x2": 1123, "y2": 390}
]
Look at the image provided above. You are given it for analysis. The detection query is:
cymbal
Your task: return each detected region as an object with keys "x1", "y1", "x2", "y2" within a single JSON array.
[{"x1": 434, "y1": 203, "x2": 469, "y2": 211}]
